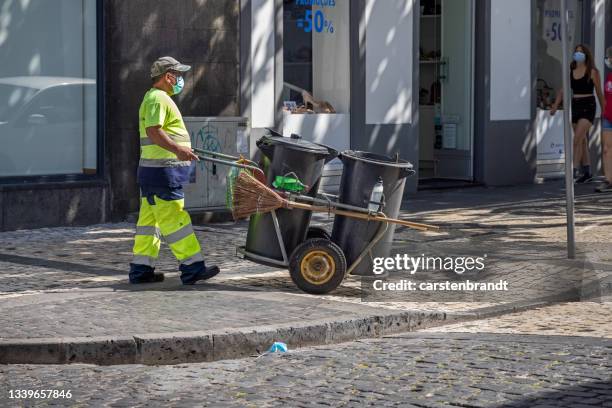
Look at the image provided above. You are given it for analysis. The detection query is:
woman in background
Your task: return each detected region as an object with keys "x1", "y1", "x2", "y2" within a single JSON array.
[
  {"x1": 596, "y1": 47, "x2": 612, "y2": 192},
  {"x1": 551, "y1": 44, "x2": 606, "y2": 183}
]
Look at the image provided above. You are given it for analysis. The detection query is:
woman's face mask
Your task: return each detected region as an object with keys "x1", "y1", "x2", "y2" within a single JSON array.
[
  {"x1": 573, "y1": 51, "x2": 586, "y2": 63},
  {"x1": 606, "y1": 57, "x2": 612, "y2": 70}
]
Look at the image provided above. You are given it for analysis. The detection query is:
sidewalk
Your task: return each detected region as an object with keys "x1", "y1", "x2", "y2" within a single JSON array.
[{"x1": 0, "y1": 181, "x2": 610, "y2": 365}]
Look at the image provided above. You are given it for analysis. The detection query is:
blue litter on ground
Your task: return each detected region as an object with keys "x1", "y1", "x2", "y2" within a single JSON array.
[{"x1": 267, "y1": 342, "x2": 288, "y2": 353}]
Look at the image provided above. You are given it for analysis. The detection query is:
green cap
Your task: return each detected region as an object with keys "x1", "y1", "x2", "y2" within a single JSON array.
[{"x1": 150, "y1": 56, "x2": 191, "y2": 78}]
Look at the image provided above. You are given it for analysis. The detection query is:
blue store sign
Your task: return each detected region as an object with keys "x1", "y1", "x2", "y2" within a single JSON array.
[{"x1": 294, "y1": 0, "x2": 336, "y2": 34}]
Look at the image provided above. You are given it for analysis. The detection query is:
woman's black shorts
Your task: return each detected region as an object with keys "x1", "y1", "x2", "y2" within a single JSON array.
[{"x1": 572, "y1": 96, "x2": 596, "y2": 124}]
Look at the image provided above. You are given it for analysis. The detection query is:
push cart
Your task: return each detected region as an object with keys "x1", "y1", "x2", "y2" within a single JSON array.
[
  {"x1": 194, "y1": 144, "x2": 419, "y2": 295},
  {"x1": 237, "y1": 196, "x2": 392, "y2": 294}
]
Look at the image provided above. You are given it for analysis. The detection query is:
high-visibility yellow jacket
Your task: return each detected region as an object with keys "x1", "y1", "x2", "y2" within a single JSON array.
[{"x1": 137, "y1": 88, "x2": 193, "y2": 187}]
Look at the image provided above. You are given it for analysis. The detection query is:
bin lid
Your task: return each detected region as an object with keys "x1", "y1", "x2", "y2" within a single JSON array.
[
  {"x1": 340, "y1": 150, "x2": 414, "y2": 169},
  {"x1": 258, "y1": 131, "x2": 336, "y2": 155}
]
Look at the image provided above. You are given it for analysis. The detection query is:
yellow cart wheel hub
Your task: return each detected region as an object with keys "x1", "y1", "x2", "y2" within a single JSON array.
[{"x1": 300, "y1": 250, "x2": 336, "y2": 286}]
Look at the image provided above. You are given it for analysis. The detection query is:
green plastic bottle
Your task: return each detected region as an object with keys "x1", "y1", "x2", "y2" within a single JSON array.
[{"x1": 272, "y1": 176, "x2": 307, "y2": 193}]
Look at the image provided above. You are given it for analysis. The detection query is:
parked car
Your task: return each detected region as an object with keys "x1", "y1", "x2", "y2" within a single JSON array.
[{"x1": 0, "y1": 76, "x2": 96, "y2": 177}]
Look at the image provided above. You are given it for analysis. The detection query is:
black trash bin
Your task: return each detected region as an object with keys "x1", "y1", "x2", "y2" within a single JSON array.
[
  {"x1": 331, "y1": 151, "x2": 414, "y2": 276},
  {"x1": 244, "y1": 131, "x2": 338, "y2": 265}
]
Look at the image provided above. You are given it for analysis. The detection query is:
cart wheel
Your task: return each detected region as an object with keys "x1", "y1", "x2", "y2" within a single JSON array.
[
  {"x1": 289, "y1": 238, "x2": 347, "y2": 294},
  {"x1": 306, "y1": 226, "x2": 331, "y2": 241}
]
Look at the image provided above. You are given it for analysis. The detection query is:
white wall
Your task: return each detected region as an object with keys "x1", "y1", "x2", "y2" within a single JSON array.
[
  {"x1": 251, "y1": 0, "x2": 276, "y2": 128},
  {"x1": 365, "y1": 0, "x2": 414, "y2": 125},
  {"x1": 313, "y1": 1, "x2": 350, "y2": 113},
  {"x1": 490, "y1": 0, "x2": 532, "y2": 121},
  {"x1": 282, "y1": 113, "x2": 350, "y2": 152}
]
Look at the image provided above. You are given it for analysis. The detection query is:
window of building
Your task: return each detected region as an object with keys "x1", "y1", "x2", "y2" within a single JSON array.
[
  {"x1": 282, "y1": 0, "x2": 350, "y2": 114},
  {"x1": 0, "y1": 0, "x2": 98, "y2": 178},
  {"x1": 536, "y1": 0, "x2": 585, "y2": 109}
]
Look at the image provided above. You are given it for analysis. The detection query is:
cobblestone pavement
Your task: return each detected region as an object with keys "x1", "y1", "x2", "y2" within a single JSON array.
[
  {"x1": 423, "y1": 301, "x2": 612, "y2": 338},
  {"x1": 0, "y1": 182, "x2": 610, "y2": 340},
  {"x1": 1, "y1": 302, "x2": 611, "y2": 407},
  {"x1": 1, "y1": 182, "x2": 610, "y2": 297}
]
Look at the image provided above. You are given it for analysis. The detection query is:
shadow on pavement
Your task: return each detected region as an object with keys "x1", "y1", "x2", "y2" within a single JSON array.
[
  {"x1": 497, "y1": 380, "x2": 612, "y2": 408},
  {"x1": 0, "y1": 253, "x2": 124, "y2": 277}
]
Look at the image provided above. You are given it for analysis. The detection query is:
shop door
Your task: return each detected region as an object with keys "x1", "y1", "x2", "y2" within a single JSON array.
[{"x1": 438, "y1": 0, "x2": 474, "y2": 180}]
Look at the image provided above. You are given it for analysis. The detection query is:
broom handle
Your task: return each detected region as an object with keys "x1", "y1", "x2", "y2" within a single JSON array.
[{"x1": 286, "y1": 201, "x2": 438, "y2": 231}]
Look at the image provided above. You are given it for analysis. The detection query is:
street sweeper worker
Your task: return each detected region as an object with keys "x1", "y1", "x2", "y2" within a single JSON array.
[{"x1": 129, "y1": 56, "x2": 220, "y2": 285}]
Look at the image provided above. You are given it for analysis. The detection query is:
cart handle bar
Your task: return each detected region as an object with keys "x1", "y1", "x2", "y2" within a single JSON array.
[
  {"x1": 195, "y1": 154, "x2": 266, "y2": 185},
  {"x1": 193, "y1": 148, "x2": 259, "y2": 168}
]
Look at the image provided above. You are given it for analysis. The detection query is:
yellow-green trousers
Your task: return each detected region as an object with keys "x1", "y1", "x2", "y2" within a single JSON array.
[{"x1": 130, "y1": 193, "x2": 205, "y2": 283}]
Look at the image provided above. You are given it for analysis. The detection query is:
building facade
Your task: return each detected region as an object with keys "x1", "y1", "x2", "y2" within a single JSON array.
[
  {"x1": 245, "y1": 0, "x2": 610, "y2": 189},
  {"x1": 0, "y1": 0, "x2": 240, "y2": 230},
  {"x1": 0, "y1": 0, "x2": 608, "y2": 231}
]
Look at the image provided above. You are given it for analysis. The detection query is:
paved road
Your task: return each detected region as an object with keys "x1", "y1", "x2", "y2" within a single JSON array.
[{"x1": 1, "y1": 302, "x2": 611, "y2": 407}]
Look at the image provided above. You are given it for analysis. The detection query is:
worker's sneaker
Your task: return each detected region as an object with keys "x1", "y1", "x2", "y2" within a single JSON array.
[{"x1": 181, "y1": 265, "x2": 220, "y2": 285}]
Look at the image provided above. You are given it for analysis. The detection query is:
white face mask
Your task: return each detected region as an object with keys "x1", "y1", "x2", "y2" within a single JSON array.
[{"x1": 606, "y1": 58, "x2": 612, "y2": 70}]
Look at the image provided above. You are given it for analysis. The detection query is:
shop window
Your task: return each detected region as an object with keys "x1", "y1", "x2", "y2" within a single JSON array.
[
  {"x1": 536, "y1": 0, "x2": 585, "y2": 109},
  {"x1": 0, "y1": 0, "x2": 98, "y2": 178},
  {"x1": 282, "y1": 0, "x2": 350, "y2": 114}
]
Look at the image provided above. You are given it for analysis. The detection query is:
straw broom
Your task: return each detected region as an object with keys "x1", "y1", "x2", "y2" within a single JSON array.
[{"x1": 232, "y1": 172, "x2": 439, "y2": 232}]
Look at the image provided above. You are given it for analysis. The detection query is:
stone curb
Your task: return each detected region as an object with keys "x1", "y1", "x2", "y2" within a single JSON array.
[
  {"x1": 0, "y1": 293, "x2": 572, "y2": 366},
  {"x1": 0, "y1": 310, "x2": 448, "y2": 365}
]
